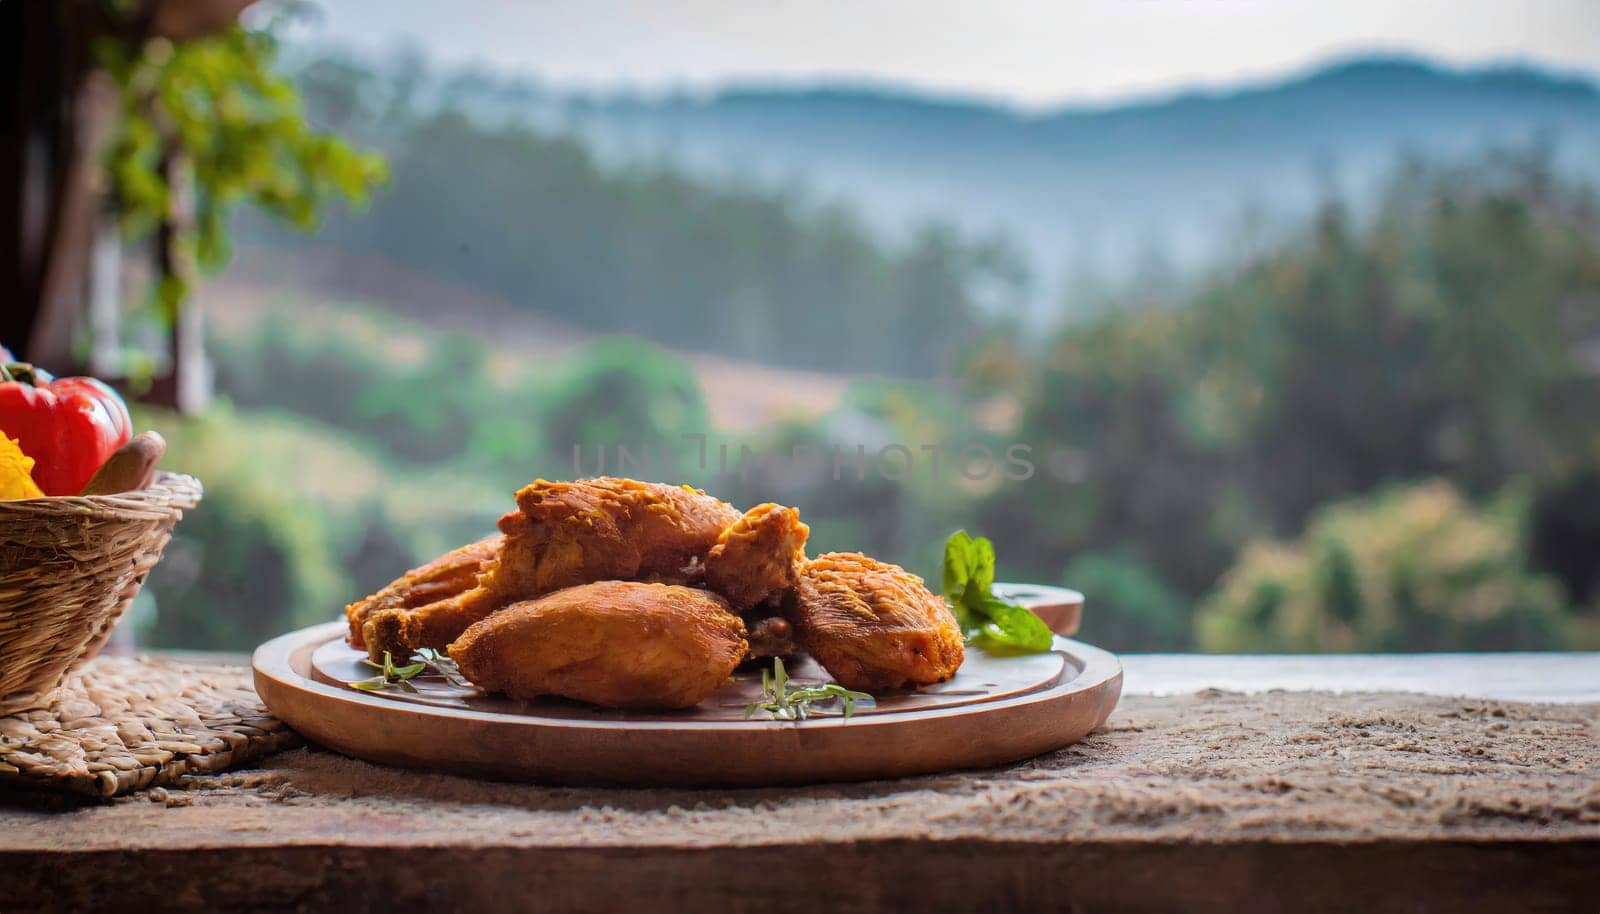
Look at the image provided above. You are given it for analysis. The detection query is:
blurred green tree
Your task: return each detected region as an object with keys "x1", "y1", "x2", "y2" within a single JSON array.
[
  {"x1": 542, "y1": 338, "x2": 709, "y2": 469},
  {"x1": 986, "y1": 148, "x2": 1600, "y2": 643},
  {"x1": 256, "y1": 102, "x2": 989, "y2": 376},
  {"x1": 1188, "y1": 148, "x2": 1600, "y2": 528},
  {"x1": 1196, "y1": 480, "x2": 1571, "y2": 652},
  {"x1": 212, "y1": 313, "x2": 494, "y2": 465},
  {"x1": 1, "y1": 0, "x2": 385, "y2": 401},
  {"x1": 98, "y1": 15, "x2": 388, "y2": 317},
  {"x1": 1063, "y1": 549, "x2": 1192, "y2": 651}
]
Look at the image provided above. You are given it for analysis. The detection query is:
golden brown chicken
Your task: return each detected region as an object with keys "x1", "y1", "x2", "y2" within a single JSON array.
[
  {"x1": 788, "y1": 552, "x2": 965, "y2": 691},
  {"x1": 481, "y1": 477, "x2": 742, "y2": 601},
  {"x1": 355, "y1": 478, "x2": 741, "y2": 660},
  {"x1": 703, "y1": 502, "x2": 809, "y2": 611},
  {"x1": 449, "y1": 581, "x2": 748, "y2": 710},
  {"x1": 345, "y1": 535, "x2": 503, "y2": 653}
]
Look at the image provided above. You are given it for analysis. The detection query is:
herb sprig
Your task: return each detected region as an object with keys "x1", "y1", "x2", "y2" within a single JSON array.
[
  {"x1": 352, "y1": 650, "x2": 425, "y2": 692},
  {"x1": 743, "y1": 657, "x2": 873, "y2": 721},
  {"x1": 351, "y1": 647, "x2": 471, "y2": 693},
  {"x1": 414, "y1": 647, "x2": 473, "y2": 687},
  {"x1": 943, "y1": 530, "x2": 1055, "y2": 653}
]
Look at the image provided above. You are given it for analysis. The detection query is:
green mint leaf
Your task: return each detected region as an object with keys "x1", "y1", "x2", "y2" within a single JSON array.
[
  {"x1": 949, "y1": 602, "x2": 979, "y2": 636},
  {"x1": 941, "y1": 530, "x2": 1055, "y2": 654},
  {"x1": 973, "y1": 592, "x2": 1055, "y2": 652},
  {"x1": 963, "y1": 578, "x2": 991, "y2": 620},
  {"x1": 942, "y1": 530, "x2": 982, "y2": 632},
  {"x1": 969, "y1": 536, "x2": 997, "y2": 593},
  {"x1": 942, "y1": 530, "x2": 975, "y2": 603}
]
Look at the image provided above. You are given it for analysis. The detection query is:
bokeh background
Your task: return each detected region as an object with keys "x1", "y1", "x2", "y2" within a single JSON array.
[{"x1": 8, "y1": 1, "x2": 1599, "y2": 654}]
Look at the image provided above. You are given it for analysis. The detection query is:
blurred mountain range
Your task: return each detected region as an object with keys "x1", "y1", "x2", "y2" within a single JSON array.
[
  {"x1": 280, "y1": 49, "x2": 1600, "y2": 320},
  {"x1": 458, "y1": 56, "x2": 1600, "y2": 310}
]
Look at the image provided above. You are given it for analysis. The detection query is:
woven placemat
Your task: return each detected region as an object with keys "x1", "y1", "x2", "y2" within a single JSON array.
[{"x1": 0, "y1": 656, "x2": 299, "y2": 799}]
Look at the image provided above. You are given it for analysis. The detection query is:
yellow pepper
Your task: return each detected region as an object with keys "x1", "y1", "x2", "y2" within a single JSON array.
[{"x1": 0, "y1": 434, "x2": 45, "y2": 499}]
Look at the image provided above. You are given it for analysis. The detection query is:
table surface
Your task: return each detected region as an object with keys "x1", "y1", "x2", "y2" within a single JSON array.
[
  {"x1": 1121, "y1": 651, "x2": 1600, "y2": 703},
  {"x1": 5, "y1": 651, "x2": 1597, "y2": 914},
  {"x1": 169, "y1": 647, "x2": 1600, "y2": 703},
  {"x1": 150, "y1": 646, "x2": 1600, "y2": 704}
]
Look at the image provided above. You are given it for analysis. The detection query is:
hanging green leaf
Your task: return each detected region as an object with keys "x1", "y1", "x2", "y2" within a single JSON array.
[{"x1": 95, "y1": 14, "x2": 389, "y2": 319}]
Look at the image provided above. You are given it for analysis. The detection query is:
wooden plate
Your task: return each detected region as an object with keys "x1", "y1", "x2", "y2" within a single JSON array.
[{"x1": 252, "y1": 584, "x2": 1119, "y2": 787}]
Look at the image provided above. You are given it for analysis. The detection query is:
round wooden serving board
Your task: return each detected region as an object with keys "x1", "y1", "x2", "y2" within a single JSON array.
[{"x1": 252, "y1": 584, "x2": 1117, "y2": 787}]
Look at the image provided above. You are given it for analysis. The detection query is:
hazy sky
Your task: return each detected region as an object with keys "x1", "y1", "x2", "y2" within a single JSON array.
[{"x1": 284, "y1": 0, "x2": 1600, "y2": 107}]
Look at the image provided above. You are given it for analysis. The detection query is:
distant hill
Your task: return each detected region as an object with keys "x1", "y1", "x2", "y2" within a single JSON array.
[{"x1": 528, "y1": 57, "x2": 1600, "y2": 314}]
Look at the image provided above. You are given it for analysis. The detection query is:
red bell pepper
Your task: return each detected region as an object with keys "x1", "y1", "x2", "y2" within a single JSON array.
[{"x1": 0, "y1": 362, "x2": 133, "y2": 495}]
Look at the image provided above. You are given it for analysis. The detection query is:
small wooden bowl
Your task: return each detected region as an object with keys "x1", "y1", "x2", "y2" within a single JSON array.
[{"x1": 0, "y1": 472, "x2": 203, "y2": 713}]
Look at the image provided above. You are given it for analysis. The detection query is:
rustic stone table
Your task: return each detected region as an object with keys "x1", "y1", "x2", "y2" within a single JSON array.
[{"x1": 4, "y1": 654, "x2": 1597, "y2": 914}]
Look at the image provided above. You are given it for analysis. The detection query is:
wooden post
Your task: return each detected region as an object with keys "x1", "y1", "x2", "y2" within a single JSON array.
[
  {"x1": 144, "y1": 150, "x2": 212, "y2": 411},
  {"x1": 0, "y1": 1, "x2": 108, "y2": 361}
]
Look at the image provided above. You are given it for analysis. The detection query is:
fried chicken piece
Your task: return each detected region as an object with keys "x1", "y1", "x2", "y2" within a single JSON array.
[
  {"x1": 344, "y1": 535, "x2": 503, "y2": 651},
  {"x1": 475, "y1": 477, "x2": 742, "y2": 604},
  {"x1": 449, "y1": 581, "x2": 748, "y2": 710},
  {"x1": 703, "y1": 503, "x2": 809, "y2": 611},
  {"x1": 789, "y1": 552, "x2": 965, "y2": 692},
  {"x1": 357, "y1": 478, "x2": 740, "y2": 661}
]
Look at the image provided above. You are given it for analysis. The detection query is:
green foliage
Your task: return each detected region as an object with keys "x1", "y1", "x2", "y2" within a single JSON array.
[
  {"x1": 98, "y1": 22, "x2": 386, "y2": 315},
  {"x1": 1196, "y1": 481, "x2": 1571, "y2": 652},
  {"x1": 249, "y1": 96, "x2": 993, "y2": 375},
  {"x1": 1183, "y1": 152, "x2": 1600, "y2": 526},
  {"x1": 985, "y1": 148, "x2": 1600, "y2": 641},
  {"x1": 136, "y1": 405, "x2": 352, "y2": 648},
  {"x1": 212, "y1": 311, "x2": 499, "y2": 465},
  {"x1": 136, "y1": 134, "x2": 1599, "y2": 653},
  {"x1": 542, "y1": 338, "x2": 708, "y2": 462},
  {"x1": 984, "y1": 306, "x2": 1236, "y2": 598},
  {"x1": 1063, "y1": 550, "x2": 1191, "y2": 651}
]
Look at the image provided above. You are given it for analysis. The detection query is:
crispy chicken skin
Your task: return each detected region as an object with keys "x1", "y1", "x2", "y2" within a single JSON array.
[
  {"x1": 449, "y1": 581, "x2": 748, "y2": 710},
  {"x1": 476, "y1": 477, "x2": 742, "y2": 603},
  {"x1": 703, "y1": 503, "x2": 809, "y2": 611},
  {"x1": 355, "y1": 478, "x2": 740, "y2": 660},
  {"x1": 789, "y1": 552, "x2": 965, "y2": 692},
  {"x1": 345, "y1": 535, "x2": 503, "y2": 651}
]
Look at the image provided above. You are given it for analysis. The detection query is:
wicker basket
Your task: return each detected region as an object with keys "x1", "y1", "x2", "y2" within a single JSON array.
[{"x1": 0, "y1": 471, "x2": 202, "y2": 713}]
